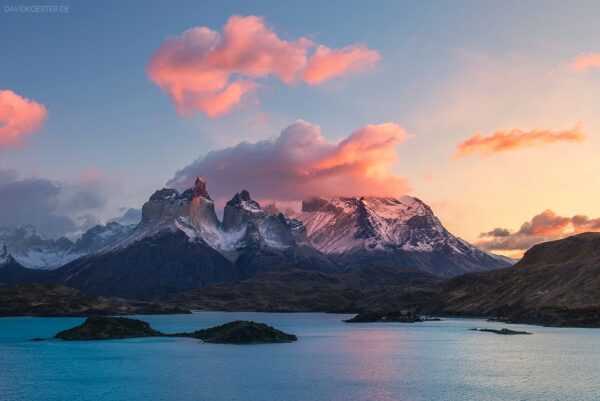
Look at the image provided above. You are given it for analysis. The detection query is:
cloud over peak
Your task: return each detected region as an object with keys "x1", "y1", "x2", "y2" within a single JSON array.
[
  {"x1": 0, "y1": 90, "x2": 48, "y2": 148},
  {"x1": 168, "y1": 120, "x2": 410, "y2": 202},
  {"x1": 454, "y1": 124, "x2": 585, "y2": 159},
  {"x1": 148, "y1": 15, "x2": 380, "y2": 117}
]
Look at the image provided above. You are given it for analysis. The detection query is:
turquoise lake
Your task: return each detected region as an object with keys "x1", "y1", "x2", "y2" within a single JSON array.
[{"x1": 0, "y1": 312, "x2": 598, "y2": 401}]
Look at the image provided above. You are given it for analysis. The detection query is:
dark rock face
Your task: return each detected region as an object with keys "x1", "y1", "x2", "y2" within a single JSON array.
[
  {"x1": 55, "y1": 317, "x2": 161, "y2": 340},
  {"x1": 0, "y1": 283, "x2": 190, "y2": 317},
  {"x1": 185, "y1": 320, "x2": 297, "y2": 344},
  {"x1": 54, "y1": 317, "x2": 297, "y2": 344},
  {"x1": 53, "y1": 230, "x2": 241, "y2": 299},
  {"x1": 149, "y1": 188, "x2": 179, "y2": 201},
  {"x1": 424, "y1": 233, "x2": 600, "y2": 327},
  {"x1": 193, "y1": 177, "x2": 211, "y2": 199},
  {"x1": 345, "y1": 311, "x2": 422, "y2": 323},
  {"x1": 222, "y1": 190, "x2": 266, "y2": 231}
]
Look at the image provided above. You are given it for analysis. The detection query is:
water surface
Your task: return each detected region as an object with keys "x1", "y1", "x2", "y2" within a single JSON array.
[{"x1": 0, "y1": 312, "x2": 598, "y2": 401}]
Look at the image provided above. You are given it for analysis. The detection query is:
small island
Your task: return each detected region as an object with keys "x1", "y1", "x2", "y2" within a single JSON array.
[
  {"x1": 470, "y1": 328, "x2": 532, "y2": 335},
  {"x1": 56, "y1": 317, "x2": 161, "y2": 340},
  {"x1": 177, "y1": 321, "x2": 298, "y2": 344},
  {"x1": 54, "y1": 316, "x2": 297, "y2": 344},
  {"x1": 344, "y1": 311, "x2": 424, "y2": 323}
]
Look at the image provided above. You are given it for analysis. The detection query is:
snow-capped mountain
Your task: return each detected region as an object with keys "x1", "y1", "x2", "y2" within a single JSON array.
[
  {"x1": 0, "y1": 222, "x2": 135, "y2": 269},
  {"x1": 51, "y1": 178, "x2": 336, "y2": 298},
  {"x1": 0, "y1": 177, "x2": 512, "y2": 298},
  {"x1": 294, "y1": 196, "x2": 513, "y2": 276},
  {"x1": 0, "y1": 244, "x2": 41, "y2": 285}
]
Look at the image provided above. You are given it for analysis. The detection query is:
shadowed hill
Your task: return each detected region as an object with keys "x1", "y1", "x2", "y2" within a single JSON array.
[{"x1": 424, "y1": 233, "x2": 600, "y2": 327}]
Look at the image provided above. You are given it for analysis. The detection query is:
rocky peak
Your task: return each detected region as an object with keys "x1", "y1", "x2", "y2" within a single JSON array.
[
  {"x1": 241, "y1": 221, "x2": 263, "y2": 245},
  {"x1": 149, "y1": 188, "x2": 178, "y2": 202},
  {"x1": 355, "y1": 197, "x2": 379, "y2": 240},
  {"x1": 222, "y1": 190, "x2": 265, "y2": 231},
  {"x1": 193, "y1": 177, "x2": 211, "y2": 199}
]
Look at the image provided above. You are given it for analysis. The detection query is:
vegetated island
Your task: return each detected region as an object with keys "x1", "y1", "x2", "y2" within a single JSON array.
[
  {"x1": 469, "y1": 328, "x2": 532, "y2": 335},
  {"x1": 54, "y1": 316, "x2": 297, "y2": 344}
]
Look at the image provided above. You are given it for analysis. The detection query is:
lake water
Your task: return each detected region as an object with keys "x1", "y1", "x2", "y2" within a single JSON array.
[{"x1": 0, "y1": 312, "x2": 598, "y2": 401}]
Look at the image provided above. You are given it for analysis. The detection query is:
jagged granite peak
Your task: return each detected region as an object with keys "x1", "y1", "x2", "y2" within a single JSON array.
[
  {"x1": 241, "y1": 221, "x2": 263, "y2": 245},
  {"x1": 222, "y1": 190, "x2": 266, "y2": 231},
  {"x1": 193, "y1": 176, "x2": 211, "y2": 199},
  {"x1": 149, "y1": 188, "x2": 179, "y2": 201},
  {"x1": 260, "y1": 215, "x2": 295, "y2": 247},
  {"x1": 294, "y1": 195, "x2": 512, "y2": 276}
]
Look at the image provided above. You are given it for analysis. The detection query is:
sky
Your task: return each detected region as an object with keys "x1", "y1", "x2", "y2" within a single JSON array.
[{"x1": 1, "y1": 0, "x2": 600, "y2": 257}]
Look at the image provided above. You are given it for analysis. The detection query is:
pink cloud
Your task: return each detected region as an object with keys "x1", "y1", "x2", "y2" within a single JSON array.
[
  {"x1": 168, "y1": 120, "x2": 411, "y2": 202},
  {"x1": 148, "y1": 15, "x2": 380, "y2": 118},
  {"x1": 0, "y1": 90, "x2": 48, "y2": 148},
  {"x1": 454, "y1": 124, "x2": 585, "y2": 159},
  {"x1": 569, "y1": 52, "x2": 600, "y2": 71},
  {"x1": 304, "y1": 45, "x2": 380, "y2": 85},
  {"x1": 478, "y1": 209, "x2": 600, "y2": 256}
]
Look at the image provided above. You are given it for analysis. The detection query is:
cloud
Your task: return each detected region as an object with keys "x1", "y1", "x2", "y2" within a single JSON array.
[
  {"x1": 480, "y1": 228, "x2": 510, "y2": 238},
  {"x1": 148, "y1": 15, "x2": 380, "y2": 117},
  {"x1": 0, "y1": 169, "x2": 109, "y2": 238},
  {"x1": 168, "y1": 120, "x2": 411, "y2": 202},
  {"x1": 568, "y1": 52, "x2": 600, "y2": 71},
  {"x1": 303, "y1": 45, "x2": 380, "y2": 85},
  {"x1": 108, "y1": 207, "x2": 142, "y2": 226},
  {"x1": 454, "y1": 124, "x2": 585, "y2": 159},
  {"x1": 477, "y1": 209, "x2": 600, "y2": 255},
  {"x1": 0, "y1": 90, "x2": 48, "y2": 148}
]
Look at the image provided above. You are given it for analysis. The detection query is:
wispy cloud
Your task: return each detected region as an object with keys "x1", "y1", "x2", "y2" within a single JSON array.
[
  {"x1": 454, "y1": 124, "x2": 585, "y2": 159},
  {"x1": 148, "y1": 15, "x2": 379, "y2": 118},
  {"x1": 0, "y1": 168, "x2": 111, "y2": 238},
  {"x1": 0, "y1": 89, "x2": 47, "y2": 148}
]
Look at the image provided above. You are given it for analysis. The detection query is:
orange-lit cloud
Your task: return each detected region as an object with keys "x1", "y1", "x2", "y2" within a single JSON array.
[
  {"x1": 0, "y1": 90, "x2": 48, "y2": 148},
  {"x1": 148, "y1": 15, "x2": 380, "y2": 118},
  {"x1": 304, "y1": 45, "x2": 380, "y2": 85},
  {"x1": 568, "y1": 52, "x2": 600, "y2": 71},
  {"x1": 168, "y1": 120, "x2": 410, "y2": 202},
  {"x1": 454, "y1": 124, "x2": 585, "y2": 159},
  {"x1": 478, "y1": 209, "x2": 600, "y2": 256}
]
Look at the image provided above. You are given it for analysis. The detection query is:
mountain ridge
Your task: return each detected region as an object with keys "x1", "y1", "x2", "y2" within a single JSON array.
[{"x1": 0, "y1": 177, "x2": 512, "y2": 299}]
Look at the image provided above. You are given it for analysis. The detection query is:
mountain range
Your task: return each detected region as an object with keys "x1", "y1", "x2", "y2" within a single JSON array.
[
  {"x1": 0, "y1": 177, "x2": 512, "y2": 299},
  {"x1": 0, "y1": 222, "x2": 135, "y2": 269}
]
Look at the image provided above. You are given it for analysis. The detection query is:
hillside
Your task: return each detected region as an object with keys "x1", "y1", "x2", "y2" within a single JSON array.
[{"x1": 424, "y1": 232, "x2": 600, "y2": 327}]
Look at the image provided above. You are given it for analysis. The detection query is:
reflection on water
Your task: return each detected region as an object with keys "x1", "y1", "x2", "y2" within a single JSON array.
[{"x1": 0, "y1": 313, "x2": 598, "y2": 401}]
